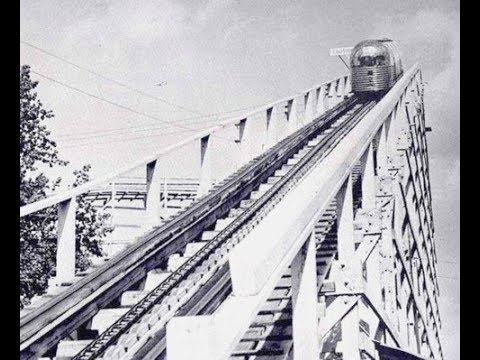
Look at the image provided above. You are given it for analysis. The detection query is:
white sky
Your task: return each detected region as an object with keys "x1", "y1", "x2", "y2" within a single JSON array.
[{"x1": 20, "y1": 0, "x2": 459, "y2": 358}]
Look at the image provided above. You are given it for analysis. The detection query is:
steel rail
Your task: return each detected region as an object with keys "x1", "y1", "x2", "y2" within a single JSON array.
[
  {"x1": 73, "y1": 100, "x2": 375, "y2": 360},
  {"x1": 20, "y1": 97, "x2": 358, "y2": 359}
]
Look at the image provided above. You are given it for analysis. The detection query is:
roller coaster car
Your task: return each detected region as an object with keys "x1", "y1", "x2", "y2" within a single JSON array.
[{"x1": 350, "y1": 39, "x2": 403, "y2": 98}]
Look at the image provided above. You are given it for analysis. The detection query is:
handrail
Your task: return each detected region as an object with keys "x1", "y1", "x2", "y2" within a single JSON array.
[{"x1": 20, "y1": 74, "x2": 350, "y2": 217}]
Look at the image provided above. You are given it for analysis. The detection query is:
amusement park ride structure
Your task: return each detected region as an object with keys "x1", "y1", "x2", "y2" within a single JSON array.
[{"x1": 20, "y1": 40, "x2": 442, "y2": 359}]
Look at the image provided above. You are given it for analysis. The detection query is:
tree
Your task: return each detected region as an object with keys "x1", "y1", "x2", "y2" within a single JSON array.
[{"x1": 20, "y1": 65, "x2": 111, "y2": 308}]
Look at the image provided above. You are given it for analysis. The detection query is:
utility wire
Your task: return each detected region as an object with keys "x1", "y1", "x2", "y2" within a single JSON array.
[
  {"x1": 56, "y1": 118, "x2": 221, "y2": 143},
  {"x1": 22, "y1": 39, "x2": 272, "y2": 138},
  {"x1": 58, "y1": 107, "x2": 266, "y2": 145},
  {"x1": 61, "y1": 110, "x2": 266, "y2": 148},
  {"x1": 23, "y1": 41, "x2": 323, "y2": 147},
  {"x1": 54, "y1": 107, "x2": 253, "y2": 141},
  {"x1": 30, "y1": 70, "x2": 236, "y2": 143},
  {"x1": 62, "y1": 127, "x2": 202, "y2": 149},
  {"x1": 53, "y1": 99, "x2": 271, "y2": 141},
  {"x1": 21, "y1": 39, "x2": 204, "y2": 116},
  {"x1": 61, "y1": 110, "x2": 268, "y2": 148}
]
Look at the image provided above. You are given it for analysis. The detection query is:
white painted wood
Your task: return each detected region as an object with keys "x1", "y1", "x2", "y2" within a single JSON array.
[
  {"x1": 228, "y1": 64, "x2": 421, "y2": 297},
  {"x1": 166, "y1": 281, "x2": 275, "y2": 359},
  {"x1": 339, "y1": 306, "x2": 361, "y2": 360},
  {"x1": 90, "y1": 308, "x2": 129, "y2": 334},
  {"x1": 56, "y1": 197, "x2": 77, "y2": 284},
  {"x1": 287, "y1": 99, "x2": 299, "y2": 135},
  {"x1": 237, "y1": 118, "x2": 253, "y2": 166},
  {"x1": 327, "y1": 81, "x2": 337, "y2": 109},
  {"x1": 265, "y1": 106, "x2": 278, "y2": 149},
  {"x1": 377, "y1": 123, "x2": 388, "y2": 175},
  {"x1": 304, "y1": 90, "x2": 317, "y2": 124},
  {"x1": 336, "y1": 175, "x2": 355, "y2": 260},
  {"x1": 316, "y1": 85, "x2": 327, "y2": 115},
  {"x1": 291, "y1": 233, "x2": 319, "y2": 360},
  {"x1": 110, "y1": 181, "x2": 116, "y2": 226},
  {"x1": 360, "y1": 143, "x2": 376, "y2": 211},
  {"x1": 163, "y1": 175, "x2": 168, "y2": 210},
  {"x1": 318, "y1": 295, "x2": 361, "y2": 340},
  {"x1": 336, "y1": 76, "x2": 345, "y2": 102},
  {"x1": 165, "y1": 65, "x2": 423, "y2": 360},
  {"x1": 145, "y1": 159, "x2": 163, "y2": 227},
  {"x1": 344, "y1": 75, "x2": 352, "y2": 95},
  {"x1": 198, "y1": 135, "x2": 212, "y2": 197},
  {"x1": 19, "y1": 71, "x2": 362, "y2": 218}
]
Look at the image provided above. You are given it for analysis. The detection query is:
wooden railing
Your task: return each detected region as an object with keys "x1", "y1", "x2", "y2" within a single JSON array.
[{"x1": 20, "y1": 74, "x2": 352, "y2": 285}]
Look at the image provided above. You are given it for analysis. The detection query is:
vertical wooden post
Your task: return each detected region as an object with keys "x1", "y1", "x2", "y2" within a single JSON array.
[
  {"x1": 396, "y1": 94, "x2": 410, "y2": 135},
  {"x1": 336, "y1": 175, "x2": 355, "y2": 261},
  {"x1": 336, "y1": 77, "x2": 345, "y2": 103},
  {"x1": 387, "y1": 105, "x2": 399, "y2": 157},
  {"x1": 163, "y1": 175, "x2": 168, "y2": 210},
  {"x1": 198, "y1": 135, "x2": 212, "y2": 197},
  {"x1": 327, "y1": 82, "x2": 336, "y2": 109},
  {"x1": 368, "y1": 246, "x2": 383, "y2": 305},
  {"x1": 291, "y1": 232, "x2": 319, "y2": 360},
  {"x1": 344, "y1": 75, "x2": 352, "y2": 95},
  {"x1": 286, "y1": 99, "x2": 298, "y2": 135},
  {"x1": 316, "y1": 86, "x2": 327, "y2": 115},
  {"x1": 399, "y1": 278, "x2": 410, "y2": 338},
  {"x1": 336, "y1": 174, "x2": 362, "y2": 297},
  {"x1": 56, "y1": 197, "x2": 77, "y2": 284},
  {"x1": 339, "y1": 304, "x2": 361, "y2": 360},
  {"x1": 380, "y1": 204, "x2": 397, "y2": 323},
  {"x1": 304, "y1": 90, "x2": 317, "y2": 124},
  {"x1": 413, "y1": 308, "x2": 422, "y2": 354},
  {"x1": 145, "y1": 159, "x2": 163, "y2": 227},
  {"x1": 407, "y1": 303, "x2": 416, "y2": 352},
  {"x1": 110, "y1": 181, "x2": 116, "y2": 226},
  {"x1": 360, "y1": 142, "x2": 376, "y2": 211},
  {"x1": 274, "y1": 105, "x2": 283, "y2": 142},
  {"x1": 297, "y1": 96, "x2": 305, "y2": 128},
  {"x1": 265, "y1": 107, "x2": 277, "y2": 149},
  {"x1": 377, "y1": 123, "x2": 388, "y2": 176},
  {"x1": 237, "y1": 118, "x2": 251, "y2": 166}
]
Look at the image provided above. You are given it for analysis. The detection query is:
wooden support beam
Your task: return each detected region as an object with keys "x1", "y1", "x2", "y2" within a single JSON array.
[
  {"x1": 145, "y1": 159, "x2": 163, "y2": 227},
  {"x1": 198, "y1": 135, "x2": 212, "y2": 197},
  {"x1": 360, "y1": 142, "x2": 376, "y2": 211},
  {"x1": 316, "y1": 85, "x2": 327, "y2": 116},
  {"x1": 336, "y1": 77, "x2": 345, "y2": 102},
  {"x1": 236, "y1": 118, "x2": 252, "y2": 166},
  {"x1": 327, "y1": 81, "x2": 337, "y2": 109},
  {"x1": 338, "y1": 305, "x2": 361, "y2": 360},
  {"x1": 286, "y1": 99, "x2": 298, "y2": 136},
  {"x1": 163, "y1": 175, "x2": 168, "y2": 210},
  {"x1": 56, "y1": 197, "x2": 77, "y2": 284},
  {"x1": 265, "y1": 106, "x2": 278, "y2": 149},
  {"x1": 304, "y1": 90, "x2": 317, "y2": 124},
  {"x1": 291, "y1": 233, "x2": 319, "y2": 359},
  {"x1": 344, "y1": 75, "x2": 352, "y2": 95},
  {"x1": 318, "y1": 295, "x2": 361, "y2": 341},
  {"x1": 377, "y1": 123, "x2": 388, "y2": 176},
  {"x1": 110, "y1": 181, "x2": 116, "y2": 226},
  {"x1": 336, "y1": 175, "x2": 355, "y2": 261}
]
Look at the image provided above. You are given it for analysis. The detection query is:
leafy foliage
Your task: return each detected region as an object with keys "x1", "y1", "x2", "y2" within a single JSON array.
[{"x1": 20, "y1": 65, "x2": 111, "y2": 308}]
